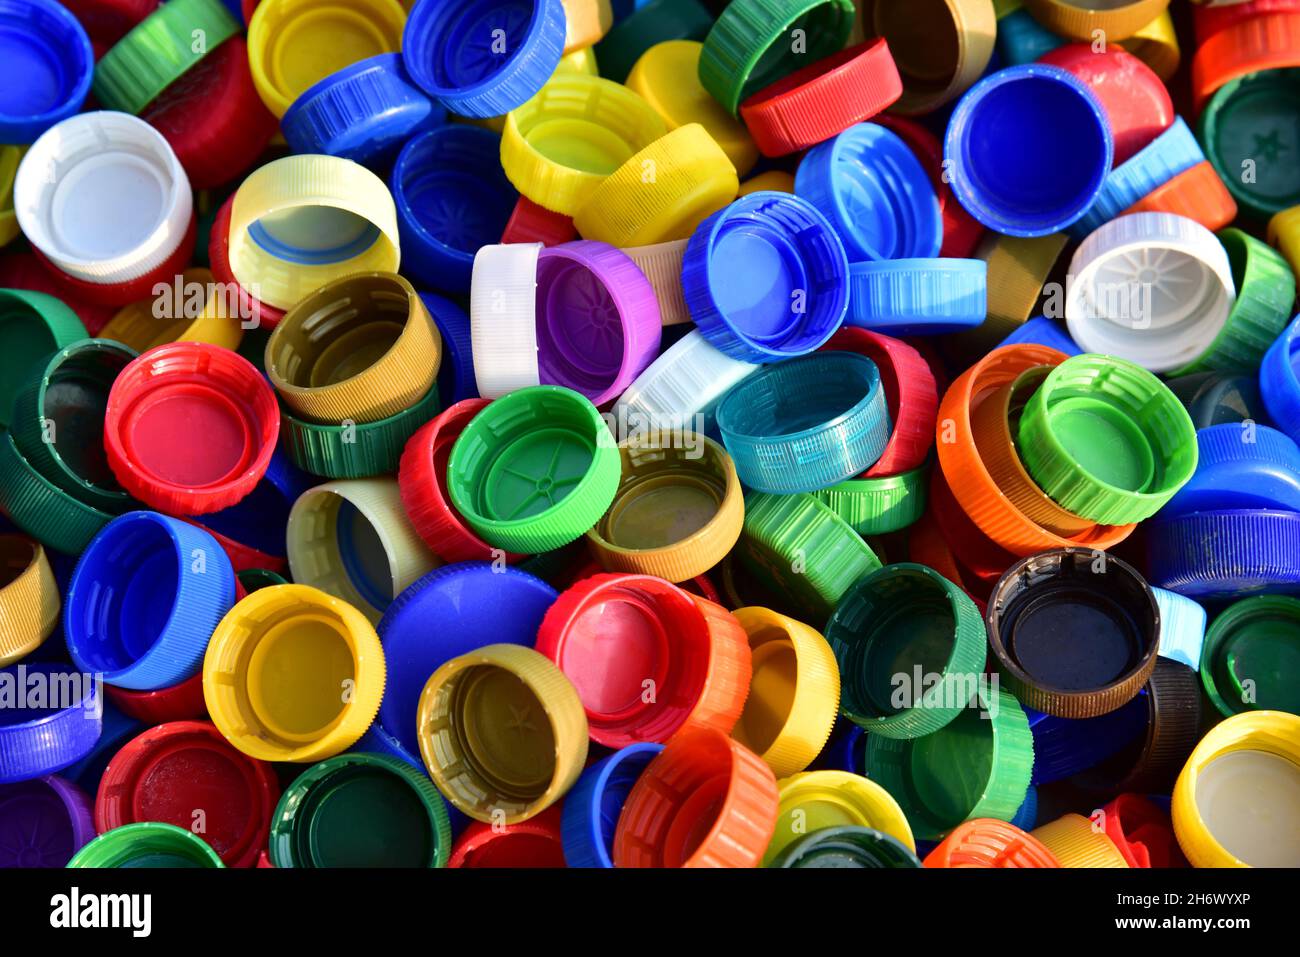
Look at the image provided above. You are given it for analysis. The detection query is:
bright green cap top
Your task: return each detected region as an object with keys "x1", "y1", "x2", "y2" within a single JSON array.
[
  {"x1": 1201, "y1": 595, "x2": 1300, "y2": 719},
  {"x1": 67, "y1": 822, "x2": 226, "y2": 868}
]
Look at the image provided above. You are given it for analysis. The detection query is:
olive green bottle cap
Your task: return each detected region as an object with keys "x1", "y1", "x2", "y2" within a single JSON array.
[
  {"x1": 768, "y1": 825, "x2": 923, "y2": 868},
  {"x1": 0, "y1": 289, "x2": 87, "y2": 430}
]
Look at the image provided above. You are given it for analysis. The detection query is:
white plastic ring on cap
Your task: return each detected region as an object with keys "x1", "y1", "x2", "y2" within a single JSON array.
[
  {"x1": 1066, "y1": 212, "x2": 1236, "y2": 374},
  {"x1": 14, "y1": 111, "x2": 192, "y2": 285},
  {"x1": 470, "y1": 243, "x2": 542, "y2": 399},
  {"x1": 623, "y1": 239, "x2": 690, "y2": 326},
  {"x1": 612, "y1": 329, "x2": 758, "y2": 438}
]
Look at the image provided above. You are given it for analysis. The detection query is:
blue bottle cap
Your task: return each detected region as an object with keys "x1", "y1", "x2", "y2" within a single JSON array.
[
  {"x1": 194, "y1": 447, "x2": 314, "y2": 559},
  {"x1": 58, "y1": 700, "x2": 142, "y2": 795},
  {"x1": 65, "y1": 512, "x2": 237, "y2": 691},
  {"x1": 683, "y1": 190, "x2": 850, "y2": 363},
  {"x1": 845, "y1": 259, "x2": 986, "y2": 335},
  {"x1": 808, "y1": 718, "x2": 866, "y2": 774},
  {"x1": 995, "y1": 8, "x2": 1065, "y2": 66},
  {"x1": 1024, "y1": 695, "x2": 1148, "y2": 785},
  {"x1": 1147, "y1": 509, "x2": 1300, "y2": 599},
  {"x1": 1261, "y1": 313, "x2": 1300, "y2": 446},
  {"x1": 421, "y1": 291, "x2": 479, "y2": 405},
  {"x1": 375, "y1": 561, "x2": 558, "y2": 755},
  {"x1": 1162, "y1": 423, "x2": 1300, "y2": 515},
  {"x1": 1009, "y1": 783, "x2": 1039, "y2": 830},
  {"x1": 560, "y1": 742, "x2": 663, "y2": 868},
  {"x1": 1068, "y1": 116, "x2": 1204, "y2": 239},
  {"x1": 282, "y1": 54, "x2": 446, "y2": 166},
  {"x1": 391, "y1": 125, "x2": 519, "y2": 295},
  {"x1": 998, "y1": 316, "x2": 1082, "y2": 356},
  {"x1": 402, "y1": 0, "x2": 567, "y2": 119},
  {"x1": 0, "y1": 0, "x2": 93, "y2": 143},
  {"x1": 795, "y1": 123, "x2": 942, "y2": 262},
  {"x1": 945, "y1": 64, "x2": 1113, "y2": 237},
  {"x1": 716, "y1": 352, "x2": 891, "y2": 494},
  {"x1": 1152, "y1": 587, "x2": 1206, "y2": 672},
  {"x1": 0, "y1": 663, "x2": 102, "y2": 783}
]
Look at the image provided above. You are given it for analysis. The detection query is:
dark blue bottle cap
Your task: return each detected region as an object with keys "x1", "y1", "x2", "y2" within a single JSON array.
[
  {"x1": 420, "y1": 291, "x2": 479, "y2": 405},
  {"x1": 0, "y1": 0, "x2": 93, "y2": 143},
  {"x1": 1009, "y1": 783, "x2": 1038, "y2": 830},
  {"x1": 1147, "y1": 509, "x2": 1300, "y2": 599},
  {"x1": 809, "y1": 718, "x2": 866, "y2": 774},
  {"x1": 375, "y1": 561, "x2": 558, "y2": 755},
  {"x1": 683, "y1": 190, "x2": 850, "y2": 362},
  {"x1": 946, "y1": 64, "x2": 1113, "y2": 238},
  {"x1": 845, "y1": 259, "x2": 986, "y2": 335},
  {"x1": 58, "y1": 699, "x2": 142, "y2": 795},
  {"x1": 391, "y1": 125, "x2": 519, "y2": 295},
  {"x1": 0, "y1": 663, "x2": 102, "y2": 783},
  {"x1": 65, "y1": 512, "x2": 237, "y2": 690},
  {"x1": 1024, "y1": 694, "x2": 1148, "y2": 785},
  {"x1": 402, "y1": 0, "x2": 567, "y2": 119},
  {"x1": 998, "y1": 316, "x2": 1082, "y2": 356},
  {"x1": 1261, "y1": 313, "x2": 1300, "y2": 446},
  {"x1": 1162, "y1": 423, "x2": 1300, "y2": 515},
  {"x1": 193, "y1": 447, "x2": 314, "y2": 559},
  {"x1": 561, "y1": 742, "x2": 663, "y2": 868},
  {"x1": 282, "y1": 54, "x2": 445, "y2": 166},
  {"x1": 795, "y1": 123, "x2": 942, "y2": 262}
]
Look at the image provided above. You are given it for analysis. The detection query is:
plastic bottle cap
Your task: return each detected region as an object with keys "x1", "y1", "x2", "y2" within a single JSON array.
[
  {"x1": 1191, "y1": 11, "x2": 1300, "y2": 112},
  {"x1": 997, "y1": 316, "x2": 1082, "y2": 356},
  {"x1": 859, "y1": 0, "x2": 997, "y2": 114},
  {"x1": 37, "y1": 699, "x2": 141, "y2": 798},
  {"x1": 469, "y1": 242, "x2": 542, "y2": 399},
  {"x1": 447, "y1": 385, "x2": 621, "y2": 554},
  {"x1": 93, "y1": 0, "x2": 240, "y2": 114},
  {"x1": 141, "y1": 35, "x2": 280, "y2": 191},
  {"x1": 1031, "y1": 813, "x2": 1129, "y2": 867},
  {"x1": 986, "y1": 548, "x2": 1160, "y2": 718},
  {"x1": 1271, "y1": 205, "x2": 1300, "y2": 283},
  {"x1": 594, "y1": 0, "x2": 713, "y2": 84},
  {"x1": 391, "y1": 126, "x2": 518, "y2": 296},
  {"x1": 827, "y1": 563, "x2": 987, "y2": 739},
  {"x1": 15, "y1": 111, "x2": 192, "y2": 285},
  {"x1": 501, "y1": 195, "x2": 578, "y2": 247},
  {"x1": 94, "y1": 720, "x2": 278, "y2": 867},
  {"x1": 572, "y1": 124, "x2": 740, "y2": 249},
  {"x1": 587, "y1": 432, "x2": 743, "y2": 582},
  {"x1": 846, "y1": 259, "x2": 987, "y2": 335},
  {"x1": 286, "y1": 477, "x2": 438, "y2": 624},
  {"x1": 0, "y1": 430, "x2": 114, "y2": 555},
  {"x1": 626, "y1": 40, "x2": 758, "y2": 175},
  {"x1": 377, "y1": 562, "x2": 557, "y2": 755},
  {"x1": 402, "y1": 0, "x2": 566, "y2": 118},
  {"x1": 1017, "y1": 352, "x2": 1199, "y2": 524},
  {"x1": 0, "y1": 775, "x2": 94, "y2": 868},
  {"x1": 947, "y1": 65, "x2": 1113, "y2": 237},
  {"x1": 207, "y1": 192, "x2": 286, "y2": 331},
  {"x1": 796, "y1": 123, "x2": 943, "y2": 260},
  {"x1": 1097, "y1": 793, "x2": 1186, "y2": 868},
  {"x1": 1262, "y1": 313, "x2": 1300, "y2": 446},
  {"x1": 612, "y1": 329, "x2": 758, "y2": 438},
  {"x1": 501, "y1": 74, "x2": 667, "y2": 216},
  {"x1": 813, "y1": 464, "x2": 929, "y2": 536},
  {"x1": 684, "y1": 190, "x2": 849, "y2": 362},
  {"x1": 448, "y1": 805, "x2": 567, "y2": 867},
  {"x1": 770, "y1": 825, "x2": 922, "y2": 868},
  {"x1": 100, "y1": 268, "x2": 243, "y2": 354},
  {"x1": 1118, "y1": 7, "x2": 1180, "y2": 81},
  {"x1": 1193, "y1": 0, "x2": 1300, "y2": 46},
  {"x1": 864, "y1": 684, "x2": 1034, "y2": 841},
  {"x1": 560, "y1": 742, "x2": 663, "y2": 868},
  {"x1": 1166, "y1": 423, "x2": 1300, "y2": 515},
  {"x1": 738, "y1": 169, "x2": 796, "y2": 196},
  {"x1": 1067, "y1": 115, "x2": 1205, "y2": 239},
  {"x1": 266, "y1": 272, "x2": 441, "y2": 424},
  {"x1": 0, "y1": 536, "x2": 59, "y2": 666},
  {"x1": 104, "y1": 671, "x2": 208, "y2": 726},
  {"x1": 0, "y1": 288, "x2": 87, "y2": 431},
  {"x1": 1025, "y1": 693, "x2": 1147, "y2": 784},
  {"x1": 533, "y1": 240, "x2": 662, "y2": 404},
  {"x1": 1172, "y1": 710, "x2": 1300, "y2": 867},
  {"x1": 0, "y1": 144, "x2": 23, "y2": 248},
  {"x1": 614, "y1": 239, "x2": 688, "y2": 327},
  {"x1": 269, "y1": 751, "x2": 452, "y2": 867},
  {"x1": 203, "y1": 583, "x2": 385, "y2": 762},
  {"x1": 1200, "y1": 595, "x2": 1300, "y2": 718},
  {"x1": 1122, "y1": 160, "x2": 1239, "y2": 234},
  {"x1": 418, "y1": 643, "x2": 588, "y2": 824},
  {"x1": 764, "y1": 770, "x2": 915, "y2": 865},
  {"x1": 0, "y1": 0, "x2": 92, "y2": 142},
  {"x1": 1151, "y1": 587, "x2": 1206, "y2": 672},
  {"x1": 1202, "y1": 68, "x2": 1300, "y2": 221},
  {"x1": 536, "y1": 573, "x2": 752, "y2": 745},
  {"x1": 1169, "y1": 369, "x2": 1270, "y2": 430},
  {"x1": 1024, "y1": 0, "x2": 1169, "y2": 42},
  {"x1": 923, "y1": 818, "x2": 1061, "y2": 867},
  {"x1": 1147, "y1": 508, "x2": 1300, "y2": 597},
  {"x1": 0, "y1": 663, "x2": 102, "y2": 784},
  {"x1": 739, "y1": 491, "x2": 881, "y2": 622},
  {"x1": 68, "y1": 820, "x2": 226, "y2": 867}
]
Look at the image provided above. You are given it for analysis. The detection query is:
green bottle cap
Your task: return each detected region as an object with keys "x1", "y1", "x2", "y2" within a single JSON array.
[
  {"x1": 1201, "y1": 595, "x2": 1300, "y2": 719},
  {"x1": 236, "y1": 567, "x2": 290, "y2": 593},
  {"x1": 768, "y1": 826, "x2": 923, "y2": 868},
  {"x1": 0, "y1": 289, "x2": 87, "y2": 431},
  {"x1": 0, "y1": 431, "x2": 112, "y2": 556},
  {"x1": 1200, "y1": 68, "x2": 1300, "y2": 222},
  {"x1": 68, "y1": 822, "x2": 226, "y2": 868},
  {"x1": 812, "y1": 463, "x2": 928, "y2": 535}
]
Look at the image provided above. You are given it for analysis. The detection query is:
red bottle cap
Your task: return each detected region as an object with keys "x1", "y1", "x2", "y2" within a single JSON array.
[
  {"x1": 105, "y1": 672, "x2": 208, "y2": 726},
  {"x1": 535, "y1": 573, "x2": 752, "y2": 748},
  {"x1": 1099, "y1": 793, "x2": 1188, "y2": 868},
  {"x1": 447, "y1": 805, "x2": 567, "y2": 868},
  {"x1": 179, "y1": 517, "x2": 288, "y2": 575},
  {"x1": 143, "y1": 37, "x2": 279, "y2": 190},
  {"x1": 500, "y1": 195, "x2": 577, "y2": 246},
  {"x1": 94, "y1": 720, "x2": 280, "y2": 868},
  {"x1": 208, "y1": 192, "x2": 287, "y2": 331},
  {"x1": 62, "y1": 0, "x2": 156, "y2": 59},
  {"x1": 104, "y1": 342, "x2": 281, "y2": 516}
]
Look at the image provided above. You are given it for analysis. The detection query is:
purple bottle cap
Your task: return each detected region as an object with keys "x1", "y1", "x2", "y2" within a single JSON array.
[
  {"x1": 0, "y1": 775, "x2": 95, "y2": 867},
  {"x1": 535, "y1": 240, "x2": 663, "y2": 406}
]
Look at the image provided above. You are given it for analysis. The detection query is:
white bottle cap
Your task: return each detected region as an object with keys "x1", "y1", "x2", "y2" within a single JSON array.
[{"x1": 470, "y1": 242, "x2": 543, "y2": 399}]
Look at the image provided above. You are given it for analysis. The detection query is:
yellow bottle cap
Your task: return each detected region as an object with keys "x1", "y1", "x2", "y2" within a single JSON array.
[
  {"x1": 501, "y1": 74, "x2": 667, "y2": 215},
  {"x1": 573, "y1": 124, "x2": 738, "y2": 247},
  {"x1": 557, "y1": 45, "x2": 600, "y2": 76},
  {"x1": 622, "y1": 239, "x2": 691, "y2": 325},
  {"x1": 762, "y1": 770, "x2": 916, "y2": 865},
  {"x1": 0, "y1": 145, "x2": 24, "y2": 248},
  {"x1": 625, "y1": 41, "x2": 758, "y2": 177},
  {"x1": 1031, "y1": 813, "x2": 1130, "y2": 867},
  {"x1": 286, "y1": 478, "x2": 440, "y2": 625},
  {"x1": 0, "y1": 535, "x2": 59, "y2": 666},
  {"x1": 99, "y1": 268, "x2": 245, "y2": 353},
  {"x1": 738, "y1": 170, "x2": 795, "y2": 196},
  {"x1": 248, "y1": 0, "x2": 407, "y2": 117},
  {"x1": 730, "y1": 607, "x2": 840, "y2": 779},
  {"x1": 203, "y1": 583, "x2": 386, "y2": 762},
  {"x1": 1172, "y1": 710, "x2": 1300, "y2": 868},
  {"x1": 228, "y1": 155, "x2": 402, "y2": 312},
  {"x1": 1269, "y1": 205, "x2": 1300, "y2": 282},
  {"x1": 418, "y1": 643, "x2": 589, "y2": 825},
  {"x1": 562, "y1": 0, "x2": 613, "y2": 53},
  {"x1": 1023, "y1": 0, "x2": 1170, "y2": 43},
  {"x1": 1119, "y1": 9, "x2": 1180, "y2": 83}
]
